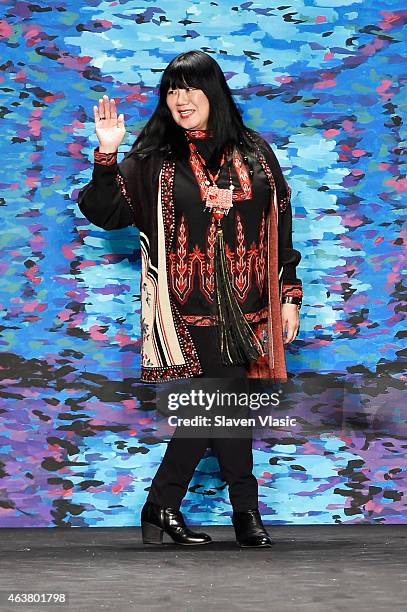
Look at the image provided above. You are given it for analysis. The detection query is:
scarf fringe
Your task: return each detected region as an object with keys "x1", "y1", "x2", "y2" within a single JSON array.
[{"x1": 214, "y1": 224, "x2": 265, "y2": 366}]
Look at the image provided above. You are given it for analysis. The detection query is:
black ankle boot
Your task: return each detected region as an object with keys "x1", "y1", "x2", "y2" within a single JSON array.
[
  {"x1": 141, "y1": 501, "x2": 212, "y2": 545},
  {"x1": 232, "y1": 508, "x2": 274, "y2": 547}
]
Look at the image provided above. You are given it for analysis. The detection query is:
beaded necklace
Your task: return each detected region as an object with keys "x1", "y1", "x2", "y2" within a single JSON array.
[{"x1": 185, "y1": 130, "x2": 252, "y2": 220}]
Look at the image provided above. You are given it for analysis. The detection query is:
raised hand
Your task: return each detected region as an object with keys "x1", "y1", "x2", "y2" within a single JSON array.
[{"x1": 93, "y1": 94, "x2": 126, "y2": 153}]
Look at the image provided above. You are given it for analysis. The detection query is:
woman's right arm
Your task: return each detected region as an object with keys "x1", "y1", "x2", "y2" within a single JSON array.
[
  {"x1": 76, "y1": 94, "x2": 139, "y2": 230},
  {"x1": 77, "y1": 147, "x2": 139, "y2": 230}
]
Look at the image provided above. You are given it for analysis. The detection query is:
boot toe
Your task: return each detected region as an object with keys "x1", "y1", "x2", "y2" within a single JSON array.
[
  {"x1": 187, "y1": 532, "x2": 212, "y2": 545},
  {"x1": 238, "y1": 534, "x2": 274, "y2": 547}
]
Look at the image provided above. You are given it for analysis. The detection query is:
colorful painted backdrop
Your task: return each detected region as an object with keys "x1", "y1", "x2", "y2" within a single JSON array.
[{"x1": 0, "y1": 1, "x2": 405, "y2": 527}]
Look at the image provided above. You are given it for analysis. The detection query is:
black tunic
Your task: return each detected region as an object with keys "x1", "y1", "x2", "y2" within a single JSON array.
[{"x1": 170, "y1": 133, "x2": 270, "y2": 324}]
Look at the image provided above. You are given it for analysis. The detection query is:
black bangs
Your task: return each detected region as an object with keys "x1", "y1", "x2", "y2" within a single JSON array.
[
  {"x1": 162, "y1": 67, "x2": 196, "y2": 93},
  {"x1": 159, "y1": 52, "x2": 214, "y2": 98}
]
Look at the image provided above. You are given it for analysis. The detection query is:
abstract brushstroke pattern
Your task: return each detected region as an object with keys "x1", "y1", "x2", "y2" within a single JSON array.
[{"x1": 0, "y1": 1, "x2": 405, "y2": 526}]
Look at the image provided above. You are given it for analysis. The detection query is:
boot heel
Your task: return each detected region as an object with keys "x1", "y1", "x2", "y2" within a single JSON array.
[{"x1": 141, "y1": 521, "x2": 164, "y2": 544}]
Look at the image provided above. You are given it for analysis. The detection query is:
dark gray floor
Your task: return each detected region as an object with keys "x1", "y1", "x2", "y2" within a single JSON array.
[{"x1": 0, "y1": 526, "x2": 406, "y2": 612}]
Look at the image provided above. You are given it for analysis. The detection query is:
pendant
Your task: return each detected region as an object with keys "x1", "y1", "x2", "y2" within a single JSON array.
[{"x1": 205, "y1": 185, "x2": 233, "y2": 213}]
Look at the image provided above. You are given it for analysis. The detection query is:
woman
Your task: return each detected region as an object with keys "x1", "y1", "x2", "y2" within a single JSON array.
[{"x1": 77, "y1": 50, "x2": 303, "y2": 547}]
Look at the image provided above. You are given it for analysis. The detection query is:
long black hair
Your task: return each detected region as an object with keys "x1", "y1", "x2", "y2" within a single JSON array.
[{"x1": 128, "y1": 50, "x2": 259, "y2": 162}]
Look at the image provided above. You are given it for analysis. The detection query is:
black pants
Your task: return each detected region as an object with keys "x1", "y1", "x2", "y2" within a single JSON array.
[{"x1": 146, "y1": 325, "x2": 258, "y2": 512}]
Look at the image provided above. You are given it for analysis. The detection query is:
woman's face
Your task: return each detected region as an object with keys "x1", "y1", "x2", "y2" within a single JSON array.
[{"x1": 166, "y1": 86, "x2": 210, "y2": 131}]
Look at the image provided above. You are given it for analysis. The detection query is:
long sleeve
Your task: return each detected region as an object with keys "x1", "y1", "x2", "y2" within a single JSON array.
[
  {"x1": 278, "y1": 179, "x2": 303, "y2": 305},
  {"x1": 76, "y1": 147, "x2": 139, "y2": 230},
  {"x1": 246, "y1": 130, "x2": 303, "y2": 306}
]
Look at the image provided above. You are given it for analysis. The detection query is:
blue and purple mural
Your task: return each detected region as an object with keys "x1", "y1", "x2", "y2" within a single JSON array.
[{"x1": 0, "y1": 1, "x2": 405, "y2": 527}]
